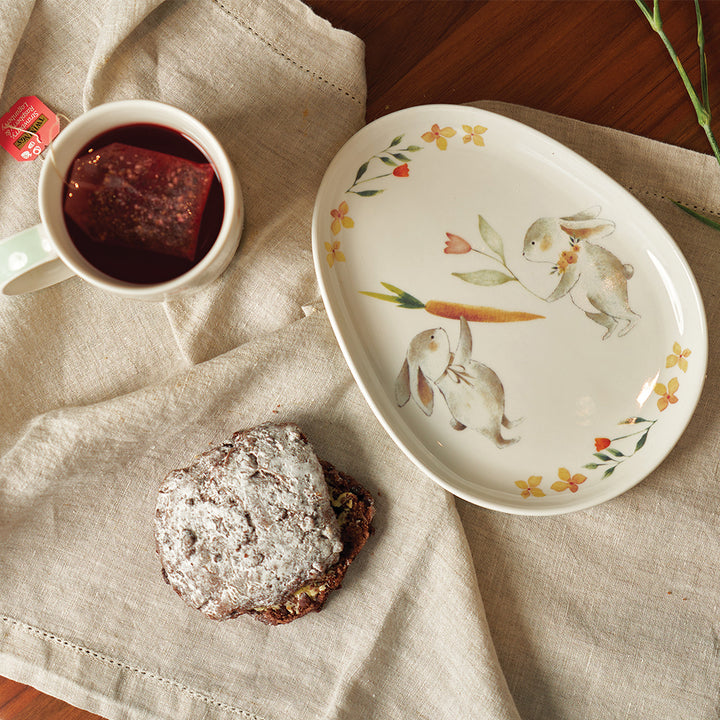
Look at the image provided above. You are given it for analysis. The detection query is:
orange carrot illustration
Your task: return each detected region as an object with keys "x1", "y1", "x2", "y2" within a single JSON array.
[{"x1": 360, "y1": 283, "x2": 544, "y2": 322}]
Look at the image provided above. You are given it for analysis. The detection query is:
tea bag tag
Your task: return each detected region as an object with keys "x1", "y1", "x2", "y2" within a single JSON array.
[{"x1": 0, "y1": 96, "x2": 60, "y2": 162}]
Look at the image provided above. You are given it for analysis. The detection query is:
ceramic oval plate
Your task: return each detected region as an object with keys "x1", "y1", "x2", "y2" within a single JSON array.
[{"x1": 311, "y1": 104, "x2": 707, "y2": 515}]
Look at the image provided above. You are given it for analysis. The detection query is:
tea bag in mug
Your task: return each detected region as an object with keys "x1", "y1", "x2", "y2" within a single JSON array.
[{"x1": 63, "y1": 142, "x2": 215, "y2": 261}]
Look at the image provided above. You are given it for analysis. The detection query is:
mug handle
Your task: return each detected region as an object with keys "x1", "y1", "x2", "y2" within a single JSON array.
[{"x1": 0, "y1": 224, "x2": 75, "y2": 295}]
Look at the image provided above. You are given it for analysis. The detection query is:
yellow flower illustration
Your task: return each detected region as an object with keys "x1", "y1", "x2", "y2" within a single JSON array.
[
  {"x1": 666, "y1": 342, "x2": 691, "y2": 373},
  {"x1": 462, "y1": 124, "x2": 487, "y2": 146},
  {"x1": 421, "y1": 123, "x2": 456, "y2": 150},
  {"x1": 516, "y1": 476, "x2": 545, "y2": 499},
  {"x1": 330, "y1": 201, "x2": 354, "y2": 235},
  {"x1": 655, "y1": 377, "x2": 679, "y2": 411},
  {"x1": 325, "y1": 240, "x2": 345, "y2": 268},
  {"x1": 551, "y1": 468, "x2": 587, "y2": 493}
]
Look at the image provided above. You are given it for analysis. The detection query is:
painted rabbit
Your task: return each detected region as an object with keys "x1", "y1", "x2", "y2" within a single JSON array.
[
  {"x1": 395, "y1": 316, "x2": 520, "y2": 448},
  {"x1": 522, "y1": 207, "x2": 640, "y2": 339}
]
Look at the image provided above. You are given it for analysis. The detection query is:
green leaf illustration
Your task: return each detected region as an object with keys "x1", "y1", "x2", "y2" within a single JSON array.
[
  {"x1": 392, "y1": 153, "x2": 411, "y2": 162},
  {"x1": 478, "y1": 216, "x2": 505, "y2": 262},
  {"x1": 594, "y1": 452, "x2": 612, "y2": 461},
  {"x1": 406, "y1": 145, "x2": 422, "y2": 152},
  {"x1": 380, "y1": 156, "x2": 397, "y2": 166},
  {"x1": 354, "y1": 160, "x2": 370, "y2": 183},
  {"x1": 452, "y1": 270, "x2": 516, "y2": 286},
  {"x1": 380, "y1": 282, "x2": 405, "y2": 295},
  {"x1": 635, "y1": 431, "x2": 649, "y2": 452},
  {"x1": 602, "y1": 466, "x2": 616, "y2": 479},
  {"x1": 583, "y1": 463, "x2": 600, "y2": 470},
  {"x1": 359, "y1": 282, "x2": 425, "y2": 309},
  {"x1": 355, "y1": 189, "x2": 384, "y2": 197},
  {"x1": 390, "y1": 135, "x2": 403, "y2": 147},
  {"x1": 359, "y1": 292, "x2": 399, "y2": 303},
  {"x1": 607, "y1": 448, "x2": 625, "y2": 457}
]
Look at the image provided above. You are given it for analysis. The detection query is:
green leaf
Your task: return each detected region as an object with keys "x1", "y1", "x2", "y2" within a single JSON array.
[
  {"x1": 392, "y1": 153, "x2": 411, "y2": 162},
  {"x1": 406, "y1": 145, "x2": 422, "y2": 152},
  {"x1": 396, "y1": 297, "x2": 427, "y2": 310},
  {"x1": 375, "y1": 282, "x2": 425, "y2": 309},
  {"x1": 672, "y1": 201, "x2": 720, "y2": 231},
  {"x1": 478, "y1": 216, "x2": 505, "y2": 261},
  {"x1": 354, "y1": 189, "x2": 384, "y2": 197},
  {"x1": 602, "y1": 466, "x2": 616, "y2": 479},
  {"x1": 452, "y1": 270, "x2": 516, "y2": 286},
  {"x1": 380, "y1": 156, "x2": 398, "y2": 167},
  {"x1": 583, "y1": 463, "x2": 600, "y2": 470},
  {"x1": 607, "y1": 448, "x2": 625, "y2": 457},
  {"x1": 359, "y1": 291, "x2": 401, "y2": 303},
  {"x1": 354, "y1": 160, "x2": 370, "y2": 183},
  {"x1": 389, "y1": 135, "x2": 403, "y2": 147},
  {"x1": 635, "y1": 431, "x2": 649, "y2": 452},
  {"x1": 594, "y1": 453, "x2": 612, "y2": 461},
  {"x1": 695, "y1": 0, "x2": 709, "y2": 111}
]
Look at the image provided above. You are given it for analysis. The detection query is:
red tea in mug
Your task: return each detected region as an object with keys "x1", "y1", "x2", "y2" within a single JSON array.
[{"x1": 62, "y1": 124, "x2": 225, "y2": 284}]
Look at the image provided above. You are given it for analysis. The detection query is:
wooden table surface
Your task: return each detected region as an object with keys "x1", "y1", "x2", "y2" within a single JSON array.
[{"x1": 3, "y1": 1, "x2": 719, "y2": 718}]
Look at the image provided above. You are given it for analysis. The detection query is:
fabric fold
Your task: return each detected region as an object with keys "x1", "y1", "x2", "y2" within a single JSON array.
[
  {"x1": 0, "y1": 3, "x2": 517, "y2": 719},
  {"x1": 0, "y1": 0, "x2": 35, "y2": 99},
  {"x1": 1, "y1": 308, "x2": 520, "y2": 720}
]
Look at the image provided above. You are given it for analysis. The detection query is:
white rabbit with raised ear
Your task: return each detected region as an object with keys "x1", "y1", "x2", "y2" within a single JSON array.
[
  {"x1": 522, "y1": 206, "x2": 640, "y2": 339},
  {"x1": 395, "y1": 317, "x2": 520, "y2": 448}
]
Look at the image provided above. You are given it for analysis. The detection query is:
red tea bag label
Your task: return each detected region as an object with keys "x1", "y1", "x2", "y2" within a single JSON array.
[{"x1": 0, "y1": 96, "x2": 59, "y2": 161}]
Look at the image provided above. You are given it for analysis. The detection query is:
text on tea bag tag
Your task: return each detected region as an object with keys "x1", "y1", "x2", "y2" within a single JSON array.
[{"x1": 0, "y1": 96, "x2": 60, "y2": 162}]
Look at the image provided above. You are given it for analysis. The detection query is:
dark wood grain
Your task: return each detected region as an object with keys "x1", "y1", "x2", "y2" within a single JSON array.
[
  {"x1": 3, "y1": 1, "x2": 720, "y2": 718},
  {"x1": 310, "y1": 0, "x2": 720, "y2": 155},
  {"x1": 0, "y1": 677, "x2": 105, "y2": 720}
]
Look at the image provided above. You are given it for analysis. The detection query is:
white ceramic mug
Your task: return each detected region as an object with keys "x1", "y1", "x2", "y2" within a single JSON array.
[{"x1": 0, "y1": 100, "x2": 243, "y2": 300}]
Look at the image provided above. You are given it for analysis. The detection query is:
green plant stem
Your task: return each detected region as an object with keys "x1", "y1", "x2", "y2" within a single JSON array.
[
  {"x1": 469, "y1": 248, "x2": 546, "y2": 301},
  {"x1": 610, "y1": 421, "x2": 656, "y2": 444},
  {"x1": 635, "y1": 0, "x2": 720, "y2": 167},
  {"x1": 348, "y1": 172, "x2": 392, "y2": 189},
  {"x1": 672, "y1": 200, "x2": 720, "y2": 230}
]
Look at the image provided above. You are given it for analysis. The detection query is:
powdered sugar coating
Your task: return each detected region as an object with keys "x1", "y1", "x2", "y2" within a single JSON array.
[{"x1": 154, "y1": 423, "x2": 343, "y2": 619}]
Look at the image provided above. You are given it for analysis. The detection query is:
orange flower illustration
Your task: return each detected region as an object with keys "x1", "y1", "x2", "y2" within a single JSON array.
[
  {"x1": 421, "y1": 123, "x2": 456, "y2": 150},
  {"x1": 595, "y1": 437, "x2": 611, "y2": 451},
  {"x1": 462, "y1": 124, "x2": 487, "y2": 146},
  {"x1": 392, "y1": 163, "x2": 410, "y2": 177},
  {"x1": 330, "y1": 201, "x2": 354, "y2": 235},
  {"x1": 325, "y1": 240, "x2": 345, "y2": 267},
  {"x1": 555, "y1": 246, "x2": 580, "y2": 273},
  {"x1": 655, "y1": 377, "x2": 679, "y2": 411},
  {"x1": 516, "y1": 476, "x2": 545, "y2": 499},
  {"x1": 666, "y1": 342, "x2": 691, "y2": 373},
  {"x1": 551, "y1": 468, "x2": 587, "y2": 493}
]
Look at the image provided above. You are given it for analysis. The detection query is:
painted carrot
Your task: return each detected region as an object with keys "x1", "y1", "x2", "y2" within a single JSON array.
[
  {"x1": 424, "y1": 300, "x2": 543, "y2": 322},
  {"x1": 360, "y1": 283, "x2": 545, "y2": 322}
]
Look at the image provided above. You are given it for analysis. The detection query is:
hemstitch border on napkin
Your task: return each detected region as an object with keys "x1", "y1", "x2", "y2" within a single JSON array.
[
  {"x1": 211, "y1": 0, "x2": 363, "y2": 106},
  {"x1": 0, "y1": 614, "x2": 267, "y2": 720},
  {"x1": 626, "y1": 185, "x2": 720, "y2": 219}
]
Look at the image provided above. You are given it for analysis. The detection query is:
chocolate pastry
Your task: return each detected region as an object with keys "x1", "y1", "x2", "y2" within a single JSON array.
[{"x1": 154, "y1": 423, "x2": 374, "y2": 624}]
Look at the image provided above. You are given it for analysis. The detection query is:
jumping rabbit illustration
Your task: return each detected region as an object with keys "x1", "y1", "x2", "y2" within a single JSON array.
[
  {"x1": 522, "y1": 207, "x2": 640, "y2": 339},
  {"x1": 395, "y1": 316, "x2": 520, "y2": 448}
]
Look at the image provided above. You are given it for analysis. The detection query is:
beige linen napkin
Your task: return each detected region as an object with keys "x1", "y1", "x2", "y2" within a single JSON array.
[
  {"x1": 2, "y1": 2, "x2": 718, "y2": 718},
  {"x1": 464, "y1": 101, "x2": 720, "y2": 720},
  {"x1": 0, "y1": 3, "x2": 519, "y2": 720}
]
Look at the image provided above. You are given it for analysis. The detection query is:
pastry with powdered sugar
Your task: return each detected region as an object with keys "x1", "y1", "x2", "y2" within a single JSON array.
[{"x1": 154, "y1": 422, "x2": 374, "y2": 624}]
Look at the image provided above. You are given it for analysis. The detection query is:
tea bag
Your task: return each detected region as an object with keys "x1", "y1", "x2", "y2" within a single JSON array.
[{"x1": 63, "y1": 142, "x2": 216, "y2": 261}]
